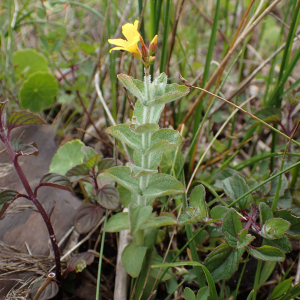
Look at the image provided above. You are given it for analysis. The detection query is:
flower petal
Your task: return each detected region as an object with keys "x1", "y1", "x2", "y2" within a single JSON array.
[
  {"x1": 109, "y1": 46, "x2": 126, "y2": 53},
  {"x1": 122, "y1": 22, "x2": 140, "y2": 43},
  {"x1": 108, "y1": 38, "x2": 129, "y2": 47}
]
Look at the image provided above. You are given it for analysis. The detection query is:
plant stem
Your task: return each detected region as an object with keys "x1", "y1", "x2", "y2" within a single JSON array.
[
  {"x1": 138, "y1": 71, "x2": 152, "y2": 206},
  {"x1": 1, "y1": 131, "x2": 62, "y2": 283},
  {"x1": 252, "y1": 260, "x2": 262, "y2": 300},
  {"x1": 96, "y1": 210, "x2": 108, "y2": 300}
]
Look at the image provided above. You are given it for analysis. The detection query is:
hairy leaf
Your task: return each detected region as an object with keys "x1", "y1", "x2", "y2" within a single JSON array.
[
  {"x1": 261, "y1": 218, "x2": 290, "y2": 240},
  {"x1": 127, "y1": 162, "x2": 158, "y2": 178},
  {"x1": 247, "y1": 245, "x2": 285, "y2": 261},
  {"x1": 140, "y1": 212, "x2": 177, "y2": 230},
  {"x1": 259, "y1": 202, "x2": 273, "y2": 225},
  {"x1": 130, "y1": 123, "x2": 159, "y2": 134},
  {"x1": 149, "y1": 83, "x2": 189, "y2": 106},
  {"x1": 133, "y1": 100, "x2": 164, "y2": 125},
  {"x1": 105, "y1": 166, "x2": 141, "y2": 195},
  {"x1": 223, "y1": 174, "x2": 251, "y2": 209},
  {"x1": 122, "y1": 242, "x2": 147, "y2": 278},
  {"x1": 210, "y1": 206, "x2": 229, "y2": 220},
  {"x1": 184, "y1": 287, "x2": 195, "y2": 300},
  {"x1": 274, "y1": 210, "x2": 300, "y2": 239},
  {"x1": 222, "y1": 209, "x2": 243, "y2": 248},
  {"x1": 106, "y1": 212, "x2": 129, "y2": 232},
  {"x1": 129, "y1": 203, "x2": 152, "y2": 235},
  {"x1": 106, "y1": 124, "x2": 143, "y2": 153},
  {"x1": 143, "y1": 173, "x2": 184, "y2": 197},
  {"x1": 118, "y1": 74, "x2": 145, "y2": 102},
  {"x1": 237, "y1": 229, "x2": 255, "y2": 249},
  {"x1": 204, "y1": 243, "x2": 244, "y2": 282},
  {"x1": 189, "y1": 185, "x2": 208, "y2": 218},
  {"x1": 264, "y1": 236, "x2": 292, "y2": 253},
  {"x1": 146, "y1": 128, "x2": 182, "y2": 155}
]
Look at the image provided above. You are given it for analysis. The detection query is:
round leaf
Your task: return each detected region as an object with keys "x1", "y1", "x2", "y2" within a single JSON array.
[
  {"x1": 19, "y1": 72, "x2": 58, "y2": 112},
  {"x1": 13, "y1": 49, "x2": 48, "y2": 79},
  {"x1": 261, "y1": 218, "x2": 291, "y2": 239},
  {"x1": 50, "y1": 140, "x2": 85, "y2": 175},
  {"x1": 73, "y1": 203, "x2": 104, "y2": 234}
]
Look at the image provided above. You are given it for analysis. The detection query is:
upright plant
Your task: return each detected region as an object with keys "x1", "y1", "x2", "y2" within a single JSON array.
[
  {"x1": 0, "y1": 101, "x2": 74, "y2": 284},
  {"x1": 105, "y1": 21, "x2": 189, "y2": 277},
  {"x1": 104, "y1": 22, "x2": 300, "y2": 296}
]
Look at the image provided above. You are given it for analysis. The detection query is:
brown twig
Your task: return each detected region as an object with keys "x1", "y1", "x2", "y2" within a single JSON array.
[{"x1": 33, "y1": 273, "x2": 56, "y2": 300}]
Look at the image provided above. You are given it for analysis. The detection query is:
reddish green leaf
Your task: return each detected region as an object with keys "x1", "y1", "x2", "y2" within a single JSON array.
[
  {"x1": 97, "y1": 158, "x2": 121, "y2": 173},
  {"x1": 7, "y1": 110, "x2": 46, "y2": 133},
  {"x1": 73, "y1": 203, "x2": 104, "y2": 234},
  {"x1": 65, "y1": 164, "x2": 90, "y2": 182},
  {"x1": 0, "y1": 99, "x2": 8, "y2": 128},
  {"x1": 0, "y1": 189, "x2": 19, "y2": 205},
  {"x1": 11, "y1": 139, "x2": 39, "y2": 156},
  {"x1": 36, "y1": 173, "x2": 72, "y2": 194},
  {"x1": 96, "y1": 184, "x2": 120, "y2": 210},
  {"x1": 64, "y1": 252, "x2": 95, "y2": 278}
]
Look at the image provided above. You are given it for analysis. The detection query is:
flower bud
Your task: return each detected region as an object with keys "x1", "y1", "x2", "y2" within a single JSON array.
[
  {"x1": 139, "y1": 36, "x2": 149, "y2": 58},
  {"x1": 149, "y1": 35, "x2": 158, "y2": 55},
  {"x1": 148, "y1": 56, "x2": 156, "y2": 65}
]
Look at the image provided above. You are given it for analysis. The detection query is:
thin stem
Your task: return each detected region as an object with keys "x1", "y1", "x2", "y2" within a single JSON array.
[{"x1": 96, "y1": 210, "x2": 108, "y2": 300}]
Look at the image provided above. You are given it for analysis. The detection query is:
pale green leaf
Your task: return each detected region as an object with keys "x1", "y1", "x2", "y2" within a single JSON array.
[
  {"x1": 19, "y1": 72, "x2": 58, "y2": 112},
  {"x1": 49, "y1": 140, "x2": 85, "y2": 175}
]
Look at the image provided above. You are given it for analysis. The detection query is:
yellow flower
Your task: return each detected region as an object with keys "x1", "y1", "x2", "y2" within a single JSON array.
[{"x1": 108, "y1": 20, "x2": 142, "y2": 59}]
